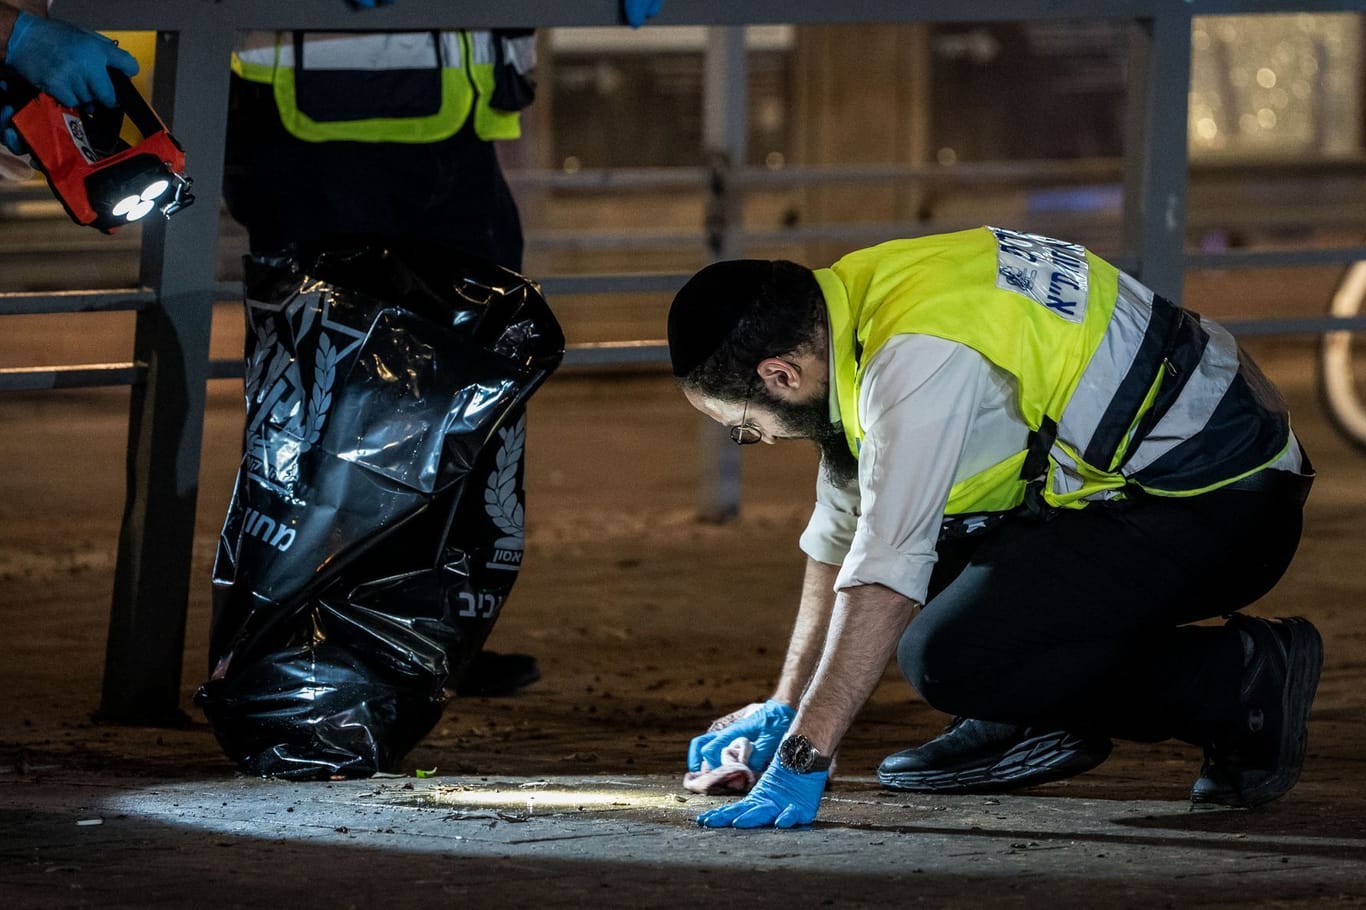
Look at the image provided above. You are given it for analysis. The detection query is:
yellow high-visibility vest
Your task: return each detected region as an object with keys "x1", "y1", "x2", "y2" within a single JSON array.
[
  {"x1": 816, "y1": 227, "x2": 1292, "y2": 516},
  {"x1": 232, "y1": 30, "x2": 533, "y2": 143}
]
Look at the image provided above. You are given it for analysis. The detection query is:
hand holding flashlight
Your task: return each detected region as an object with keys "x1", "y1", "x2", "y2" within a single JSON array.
[
  {"x1": 3, "y1": 13, "x2": 139, "y2": 110},
  {"x1": 0, "y1": 88, "x2": 20, "y2": 155}
]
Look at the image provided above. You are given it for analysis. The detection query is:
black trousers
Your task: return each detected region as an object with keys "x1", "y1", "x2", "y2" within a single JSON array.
[{"x1": 899, "y1": 484, "x2": 1306, "y2": 747}]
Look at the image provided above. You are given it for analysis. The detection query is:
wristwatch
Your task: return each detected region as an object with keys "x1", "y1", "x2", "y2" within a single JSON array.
[{"x1": 777, "y1": 734, "x2": 833, "y2": 774}]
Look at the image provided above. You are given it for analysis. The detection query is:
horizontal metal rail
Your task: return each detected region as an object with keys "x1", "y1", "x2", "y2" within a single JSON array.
[
  {"x1": 0, "y1": 362, "x2": 145, "y2": 391},
  {"x1": 737, "y1": 218, "x2": 1117, "y2": 249},
  {"x1": 537, "y1": 273, "x2": 694, "y2": 295},
  {"x1": 1185, "y1": 247, "x2": 1366, "y2": 270},
  {"x1": 0, "y1": 289, "x2": 155, "y2": 316},
  {"x1": 561, "y1": 341, "x2": 671, "y2": 368},
  {"x1": 33, "y1": 307, "x2": 1366, "y2": 394},
  {"x1": 510, "y1": 156, "x2": 1366, "y2": 193},
  {"x1": 509, "y1": 167, "x2": 710, "y2": 193},
  {"x1": 4, "y1": 243, "x2": 1364, "y2": 324},
  {"x1": 200, "y1": 343, "x2": 680, "y2": 381},
  {"x1": 1223, "y1": 316, "x2": 1366, "y2": 336},
  {"x1": 52, "y1": 0, "x2": 1366, "y2": 31},
  {"x1": 5, "y1": 155, "x2": 1357, "y2": 204},
  {"x1": 530, "y1": 229, "x2": 704, "y2": 252}
]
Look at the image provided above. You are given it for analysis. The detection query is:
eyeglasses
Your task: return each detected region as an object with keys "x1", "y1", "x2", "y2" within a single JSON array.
[{"x1": 729, "y1": 384, "x2": 763, "y2": 446}]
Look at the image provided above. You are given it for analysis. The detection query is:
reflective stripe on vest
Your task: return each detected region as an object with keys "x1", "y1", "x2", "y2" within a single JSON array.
[
  {"x1": 231, "y1": 31, "x2": 524, "y2": 143},
  {"x1": 818, "y1": 226, "x2": 1291, "y2": 516}
]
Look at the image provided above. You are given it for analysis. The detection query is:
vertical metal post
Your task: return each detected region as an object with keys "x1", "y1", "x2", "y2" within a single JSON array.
[
  {"x1": 696, "y1": 26, "x2": 748, "y2": 523},
  {"x1": 100, "y1": 25, "x2": 235, "y2": 724},
  {"x1": 1121, "y1": 8, "x2": 1193, "y2": 303}
]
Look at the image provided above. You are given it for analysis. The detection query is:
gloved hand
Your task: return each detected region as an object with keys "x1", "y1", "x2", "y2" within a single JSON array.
[
  {"x1": 696, "y1": 760, "x2": 827, "y2": 829},
  {"x1": 0, "y1": 82, "x2": 22, "y2": 155},
  {"x1": 4, "y1": 13, "x2": 139, "y2": 110},
  {"x1": 621, "y1": 0, "x2": 664, "y2": 29},
  {"x1": 348, "y1": 0, "x2": 395, "y2": 7},
  {"x1": 688, "y1": 700, "x2": 794, "y2": 774}
]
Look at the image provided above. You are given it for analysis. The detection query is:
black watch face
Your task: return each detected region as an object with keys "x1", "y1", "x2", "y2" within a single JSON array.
[{"x1": 782, "y1": 736, "x2": 813, "y2": 772}]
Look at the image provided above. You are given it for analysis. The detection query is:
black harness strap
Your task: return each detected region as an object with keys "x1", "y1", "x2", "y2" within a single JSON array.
[
  {"x1": 1019, "y1": 416, "x2": 1059, "y2": 522},
  {"x1": 1020, "y1": 416, "x2": 1057, "y2": 483}
]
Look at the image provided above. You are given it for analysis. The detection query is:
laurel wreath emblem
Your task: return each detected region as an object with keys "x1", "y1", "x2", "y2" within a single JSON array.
[
  {"x1": 303, "y1": 333, "x2": 339, "y2": 451},
  {"x1": 484, "y1": 416, "x2": 526, "y2": 539}
]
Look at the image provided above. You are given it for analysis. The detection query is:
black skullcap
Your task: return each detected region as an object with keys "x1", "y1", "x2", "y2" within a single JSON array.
[{"x1": 668, "y1": 259, "x2": 775, "y2": 378}]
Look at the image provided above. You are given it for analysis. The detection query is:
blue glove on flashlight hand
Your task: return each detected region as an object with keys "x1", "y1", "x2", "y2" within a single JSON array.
[
  {"x1": 621, "y1": 0, "x2": 664, "y2": 28},
  {"x1": 0, "y1": 92, "x2": 22, "y2": 155},
  {"x1": 5, "y1": 13, "x2": 139, "y2": 110},
  {"x1": 697, "y1": 761, "x2": 828, "y2": 829},
  {"x1": 688, "y1": 699, "x2": 795, "y2": 774}
]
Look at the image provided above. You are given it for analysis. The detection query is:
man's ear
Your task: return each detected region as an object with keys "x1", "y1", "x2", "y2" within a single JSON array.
[{"x1": 757, "y1": 356, "x2": 802, "y2": 397}]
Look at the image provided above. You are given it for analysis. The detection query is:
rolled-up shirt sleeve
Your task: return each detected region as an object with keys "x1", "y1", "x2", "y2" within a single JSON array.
[
  {"x1": 831, "y1": 335, "x2": 1000, "y2": 603},
  {"x1": 799, "y1": 467, "x2": 860, "y2": 566}
]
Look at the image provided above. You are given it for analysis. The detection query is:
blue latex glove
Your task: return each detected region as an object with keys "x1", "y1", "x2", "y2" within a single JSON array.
[
  {"x1": 348, "y1": 0, "x2": 395, "y2": 7},
  {"x1": 4, "y1": 13, "x2": 139, "y2": 109},
  {"x1": 688, "y1": 699, "x2": 794, "y2": 774},
  {"x1": 0, "y1": 92, "x2": 21, "y2": 155},
  {"x1": 621, "y1": 0, "x2": 664, "y2": 28},
  {"x1": 697, "y1": 761, "x2": 828, "y2": 829}
]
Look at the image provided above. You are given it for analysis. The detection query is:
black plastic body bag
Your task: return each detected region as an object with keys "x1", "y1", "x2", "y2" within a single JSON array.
[{"x1": 197, "y1": 246, "x2": 563, "y2": 780}]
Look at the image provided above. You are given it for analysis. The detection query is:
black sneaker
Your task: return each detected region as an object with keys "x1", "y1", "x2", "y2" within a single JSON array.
[
  {"x1": 456, "y1": 650, "x2": 541, "y2": 697},
  {"x1": 878, "y1": 716, "x2": 1113, "y2": 793},
  {"x1": 1190, "y1": 615, "x2": 1323, "y2": 808}
]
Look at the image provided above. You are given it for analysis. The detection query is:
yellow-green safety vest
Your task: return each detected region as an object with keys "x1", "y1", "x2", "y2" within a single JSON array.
[
  {"x1": 815, "y1": 226, "x2": 1292, "y2": 517},
  {"x1": 232, "y1": 30, "x2": 532, "y2": 143}
]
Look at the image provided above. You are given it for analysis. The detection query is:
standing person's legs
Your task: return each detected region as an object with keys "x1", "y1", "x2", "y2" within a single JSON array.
[
  {"x1": 420, "y1": 132, "x2": 524, "y2": 272},
  {"x1": 223, "y1": 81, "x2": 538, "y2": 695}
]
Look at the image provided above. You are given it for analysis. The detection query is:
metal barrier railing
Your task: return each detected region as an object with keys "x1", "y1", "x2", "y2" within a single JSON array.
[
  {"x1": 8, "y1": 151, "x2": 1366, "y2": 390},
  {"x1": 9, "y1": 0, "x2": 1359, "y2": 724}
]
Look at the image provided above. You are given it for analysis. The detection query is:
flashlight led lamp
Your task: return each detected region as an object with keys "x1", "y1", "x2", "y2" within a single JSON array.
[{"x1": 79, "y1": 147, "x2": 186, "y2": 232}]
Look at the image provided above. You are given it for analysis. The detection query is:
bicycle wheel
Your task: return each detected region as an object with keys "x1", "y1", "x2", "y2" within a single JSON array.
[{"x1": 1319, "y1": 260, "x2": 1366, "y2": 451}]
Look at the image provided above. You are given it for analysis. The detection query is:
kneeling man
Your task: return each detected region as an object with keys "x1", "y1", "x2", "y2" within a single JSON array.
[{"x1": 669, "y1": 227, "x2": 1320, "y2": 829}]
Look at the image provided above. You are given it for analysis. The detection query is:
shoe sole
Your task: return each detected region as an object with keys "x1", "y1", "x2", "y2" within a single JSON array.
[
  {"x1": 877, "y1": 730, "x2": 1112, "y2": 794},
  {"x1": 1191, "y1": 616, "x2": 1323, "y2": 808}
]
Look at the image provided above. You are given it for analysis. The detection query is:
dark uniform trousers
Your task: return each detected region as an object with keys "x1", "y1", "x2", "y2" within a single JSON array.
[{"x1": 899, "y1": 482, "x2": 1306, "y2": 746}]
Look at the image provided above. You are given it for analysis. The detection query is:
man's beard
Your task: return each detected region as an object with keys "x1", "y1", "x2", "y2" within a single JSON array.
[{"x1": 762, "y1": 387, "x2": 860, "y2": 488}]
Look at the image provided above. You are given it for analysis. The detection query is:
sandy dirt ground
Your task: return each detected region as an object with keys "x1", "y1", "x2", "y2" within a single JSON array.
[{"x1": 2, "y1": 269, "x2": 1366, "y2": 907}]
